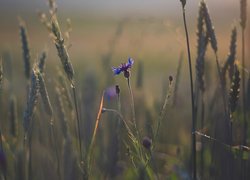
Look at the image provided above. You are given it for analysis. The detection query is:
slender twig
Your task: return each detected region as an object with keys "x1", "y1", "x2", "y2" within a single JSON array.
[
  {"x1": 87, "y1": 93, "x2": 104, "y2": 178},
  {"x1": 181, "y1": 5, "x2": 197, "y2": 180}
]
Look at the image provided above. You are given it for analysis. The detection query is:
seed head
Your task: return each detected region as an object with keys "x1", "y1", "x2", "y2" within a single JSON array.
[{"x1": 115, "y1": 85, "x2": 120, "y2": 95}]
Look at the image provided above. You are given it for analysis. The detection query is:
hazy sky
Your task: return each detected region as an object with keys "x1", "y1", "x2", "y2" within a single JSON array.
[{"x1": 0, "y1": 0, "x2": 239, "y2": 16}]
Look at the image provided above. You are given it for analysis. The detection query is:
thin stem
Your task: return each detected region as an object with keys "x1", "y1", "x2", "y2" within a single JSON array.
[
  {"x1": 71, "y1": 83, "x2": 83, "y2": 165},
  {"x1": 87, "y1": 93, "x2": 104, "y2": 178},
  {"x1": 116, "y1": 89, "x2": 122, "y2": 159},
  {"x1": 127, "y1": 78, "x2": 140, "y2": 139},
  {"x1": 27, "y1": 120, "x2": 34, "y2": 180},
  {"x1": 154, "y1": 81, "x2": 173, "y2": 141},
  {"x1": 200, "y1": 91, "x2": 205, "y2": 179},
  {"x1": 182, "y1": 7, "x2": 196, "y2": 180},
  {"x1": 241, "y1": 25, "x2": 247, "y2": 180},
  {"x1": 103, "y1": 108, "x2": 132, "y2": 134},
  {"x1": 242, "y1": 28, "x2": 247, "y2": 146}
]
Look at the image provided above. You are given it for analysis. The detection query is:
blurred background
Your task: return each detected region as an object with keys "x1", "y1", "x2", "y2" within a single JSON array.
[
  {"x1": 0, "y1": 0, "x2": 250, "y2": 179},
  {"x1": 0, "y1": 0, "x2": 249, "y2": 100}
]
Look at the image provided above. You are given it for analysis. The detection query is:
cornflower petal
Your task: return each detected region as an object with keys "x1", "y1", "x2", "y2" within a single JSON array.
[
  {"x1": 112, "y1": 67, "x2": 122, "y2": 75},
  {"x1": 112, "y1": 57, "x2": 134, "y2": 76}
]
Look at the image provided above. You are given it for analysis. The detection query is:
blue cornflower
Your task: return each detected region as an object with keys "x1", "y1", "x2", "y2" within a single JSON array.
[{"x1": 112, "y1": 58, "x2": 134, "y2": 78}]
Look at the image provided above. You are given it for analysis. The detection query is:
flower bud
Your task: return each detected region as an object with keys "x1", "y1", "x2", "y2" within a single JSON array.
[{"x1": 124, "y1": 70, "x2": 130, "y2": 79}]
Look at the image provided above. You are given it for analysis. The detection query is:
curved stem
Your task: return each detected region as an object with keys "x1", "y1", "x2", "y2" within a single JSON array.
[
  {"x1": 182, "y1": 7, "x2": 196, "y2": 180},
  {"x1": 103, "y1": 108, "x2": 134, "y2": 138}
]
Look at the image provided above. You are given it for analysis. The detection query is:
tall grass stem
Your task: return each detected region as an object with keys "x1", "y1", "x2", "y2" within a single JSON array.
[{"x1": 181, "y1": 6, "x2": 196, "y2": 180}]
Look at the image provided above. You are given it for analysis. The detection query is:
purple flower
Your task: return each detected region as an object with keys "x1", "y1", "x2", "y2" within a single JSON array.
[{"x1": 112, "y1": 58, "x2": 134, "y2": 77}]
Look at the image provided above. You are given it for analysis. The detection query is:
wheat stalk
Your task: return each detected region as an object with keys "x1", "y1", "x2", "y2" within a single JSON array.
[
  {"x1": 202, "y1": 0, "x2": 228, "y2": 117},
  {"x1": 19, "y1": 18, "x2": 31, "y2": 79},
  {"x1": 50, "y1": 16, "x2": 74, "y2": 83},
  {"x1": 38, "y1": 50, "x2": 47, "y2": 74},
  {"x1": 23, "y1": 64, "x2": 39, "y2": 138}
]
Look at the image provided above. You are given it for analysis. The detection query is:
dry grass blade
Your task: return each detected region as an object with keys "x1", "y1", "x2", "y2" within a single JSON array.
[
  {"x1": 19, "y1": 18, "x2": 31, "y2": 79},
  {"x1": 92, "y1": 93, "x2": 104, "y2": 137},
  {"x1": 87, "y1": 92, "x2": 104, "y2": 176},
  {"x1": 229, "y1": 65, "x2": 240, "y2": 114}
]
